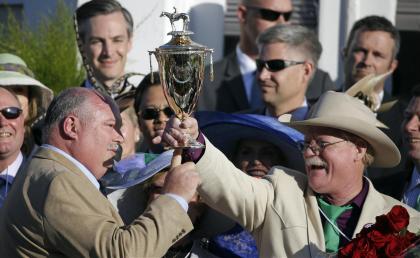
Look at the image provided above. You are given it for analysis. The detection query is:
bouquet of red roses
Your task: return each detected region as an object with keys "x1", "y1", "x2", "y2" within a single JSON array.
[{"x1": 338, "y1": 205, "x2": 419, "y2": 258}]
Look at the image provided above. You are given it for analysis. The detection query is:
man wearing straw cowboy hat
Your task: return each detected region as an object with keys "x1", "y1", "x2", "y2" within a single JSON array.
[{"x1": 157, "y1": 78, "x2": 420, "y2": 256}]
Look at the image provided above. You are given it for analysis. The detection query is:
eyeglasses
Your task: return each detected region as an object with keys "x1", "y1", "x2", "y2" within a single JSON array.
[
  {"x1": 297, "y1": 139, "x2": 347, "y2": 154},
  {"x1": 0, "y1": 107, "x2": 22, "y2": 120},
  {"x1": 140, "y1": 107, "x2": 174, "y2": 120},
  {"x1": 246, "y1": 6, "x2": 292, "y2": 22},
  {"x1": 256, "y1": 59, "x2": 304, "y2": 73}
]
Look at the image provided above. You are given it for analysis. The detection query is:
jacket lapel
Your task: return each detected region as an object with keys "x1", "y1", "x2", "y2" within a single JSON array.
[
  {"x1": 223, "y1": 52, "x2": 250, "y2": 111},
  {"x1": 352, "y1": 179, "x2": 387, "y2": 237},
  {"x1": 305, "y1": 187, "x2": 326, "y2": 255}
]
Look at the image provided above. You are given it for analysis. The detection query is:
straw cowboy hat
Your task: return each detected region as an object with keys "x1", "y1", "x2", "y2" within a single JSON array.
[
  {"x1": 288, "y1": 90, "x2": 400, "y2": 168},
  {"x1": 0, "y1": 53, "x2": 53, "y2": 110},
  {"x1": 195, "y1": 111, "x2": 305, "y2": 171}
]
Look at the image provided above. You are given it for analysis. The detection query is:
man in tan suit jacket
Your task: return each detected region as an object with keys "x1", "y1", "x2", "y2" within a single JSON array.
[
  {"x1": 0, "y1": 88, "x2": 199, "y2": 258},
  {"x1": 157, "y1": 89, "x2": 420, "y2": 257}
]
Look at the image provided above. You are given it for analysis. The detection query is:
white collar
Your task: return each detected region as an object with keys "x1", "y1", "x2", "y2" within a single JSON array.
[
  {"x1": 0, "y1": 152, "x2": 23, "y2": 183},
  {"x1": 41, "y1": 144, "x2": 100, "y2": 190},
  {"x1": 236, "y1": 45, "x2": 257, "y2": 75},
  {"x1": 265, "y1": 99, "x2": 308, "y2": 117}
]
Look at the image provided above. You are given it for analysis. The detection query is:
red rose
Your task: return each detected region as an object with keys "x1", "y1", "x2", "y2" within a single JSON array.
[
  {"x1": 367, "y1": 228, "x2": 391, "y2": 249},
  {"x1": 386, "y1": 205, "x2": 409, "y2": 233},
  {"x1": 385, "y1": 235, "x2": 405, "y2": 257},
  {"x1": 355, "y1": 237, "x2": 377, "y2": 258}
]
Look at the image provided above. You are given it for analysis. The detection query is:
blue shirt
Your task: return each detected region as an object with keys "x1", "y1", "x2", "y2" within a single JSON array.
[{"x1": 403, "y1": 167, "x2": 420, "y2": 209}]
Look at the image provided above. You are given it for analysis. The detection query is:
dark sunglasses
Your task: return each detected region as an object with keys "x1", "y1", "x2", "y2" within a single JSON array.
[
  {"x1": 0, "y1": 107, "x2": 22, "y2": 120},
  {"x1": 140, "y1": 107, "x2": 174, "y2": 120},
  {"x1": 256, "y1": 59, "x2": 304, "y2": 72},
  {"x1": 246, "y1": 6, "x2": 292, "y2": 22}
]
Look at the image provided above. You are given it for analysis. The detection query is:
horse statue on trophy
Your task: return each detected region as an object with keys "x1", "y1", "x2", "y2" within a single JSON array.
[{"x1": 160, "y1": 7, "x2": 190, "y2": 32}]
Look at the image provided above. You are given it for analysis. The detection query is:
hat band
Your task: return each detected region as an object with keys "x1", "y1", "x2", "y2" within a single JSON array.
[{"x1": 0, "y1": 63, "x2": 35, "y2": 78}]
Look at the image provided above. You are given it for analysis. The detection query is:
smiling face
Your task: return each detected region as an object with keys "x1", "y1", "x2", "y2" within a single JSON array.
[
  {"x1": 302, "y1": 128, "x2": 365, "y2": 201},
  {"x1": 344, "y1": 30, "x2": 397, "y2": 90},
  {"x1": 0, "y1": 88, "x2": 24, "y2": 167},
  {"x1": 81, "y1": 11, "x2": 132, "y2": 88},
  {"x1": 234, "y1": 139, "x2": 284, "y2": 178},
  {"x1": 402, "y1": 96, "x2": 420, "y2": 164},
  {"x1": 257, "y1": 42, "x2": 311, "y2": 115},
  {"x1": 137, "y1": 85, "x2": 171, "y2": 153}
]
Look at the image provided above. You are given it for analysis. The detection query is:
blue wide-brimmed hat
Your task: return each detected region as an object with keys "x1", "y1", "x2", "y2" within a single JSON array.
[{"x1": 195, "y1": 111, "x2": 305, "y2": 171}]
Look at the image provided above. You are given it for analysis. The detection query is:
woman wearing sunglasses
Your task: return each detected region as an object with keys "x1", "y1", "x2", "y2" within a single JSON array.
[
  {"x1": 0, "y1": 53, "x2": 53, "y2": 156},
  {"x1": 134, "y1": 72, "x2": 174, "y2": 154}
]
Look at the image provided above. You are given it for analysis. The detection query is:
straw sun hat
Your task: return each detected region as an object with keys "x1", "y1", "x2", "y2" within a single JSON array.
[
  {"x1": 0, "y1": 53, "x2": 53, "y2": 111},
  {"x1": 288, "y1": 90, "x2": 400, "y2": 168}
]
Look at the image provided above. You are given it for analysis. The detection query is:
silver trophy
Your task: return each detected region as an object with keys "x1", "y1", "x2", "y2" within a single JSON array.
[{"x1": 149, "y1": 7, "x2": 213, "y2": 148}]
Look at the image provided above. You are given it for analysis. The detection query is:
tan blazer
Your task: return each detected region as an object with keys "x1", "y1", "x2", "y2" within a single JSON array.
[
  {"x1": 197, "y1": 140, "x2": 420, "y2": 258},
  {"x1": 0, "y1": 147, "x2": 193, "y2": 258}
]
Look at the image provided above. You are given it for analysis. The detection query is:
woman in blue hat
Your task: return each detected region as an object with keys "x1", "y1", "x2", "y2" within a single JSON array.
[{"x1": 196, "y1": 111, "x2": 304, "y2": 258}]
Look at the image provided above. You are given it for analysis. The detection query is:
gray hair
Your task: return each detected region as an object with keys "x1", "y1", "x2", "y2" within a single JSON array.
[
  {"x1": 257, "y1": 24, "x2": 322, "y2": 68},
  {"x1": 42, "y1": 88, "x2": 91, "y2": 142}
]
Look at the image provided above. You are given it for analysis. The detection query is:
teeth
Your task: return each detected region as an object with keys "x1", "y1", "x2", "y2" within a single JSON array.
[
  {"x1": 408, "y1": 138, "x2": 420, "y2": 143},
  {"x1": 0, "y1": 132, "x2": 12, "y2": 137}
]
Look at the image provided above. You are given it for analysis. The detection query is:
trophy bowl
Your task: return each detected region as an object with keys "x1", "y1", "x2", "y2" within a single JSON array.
[{"x1": 149, "y1": 7, "x2": 213, "y2": 148}]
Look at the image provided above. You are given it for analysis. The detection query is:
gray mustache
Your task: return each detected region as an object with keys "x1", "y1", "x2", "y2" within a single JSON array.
[{"x1": 305, "y1": 157, "x2": 328, "y2": 168}]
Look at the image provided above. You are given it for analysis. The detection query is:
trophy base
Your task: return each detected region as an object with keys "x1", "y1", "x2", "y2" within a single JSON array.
[{"x1": 173, "y1": 139, "x2": 205, "y2": 149}]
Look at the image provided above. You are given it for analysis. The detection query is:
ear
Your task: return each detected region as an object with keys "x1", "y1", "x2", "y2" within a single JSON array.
[
  {"x1": 302, "y1": 61, "x2": 315, "y2": 84},
  {"x1": 389, "y1": 59, "x2": 398, "y2": 73},
  {"x1": 62, "y1": 115, "x2": 80, "y2": 140},
  {"x1": 237, "y1": 4, "x2": 247, "y2": 24},
  {"x1": 353, "y1": 144, "x2": 367, "y2": 162}
]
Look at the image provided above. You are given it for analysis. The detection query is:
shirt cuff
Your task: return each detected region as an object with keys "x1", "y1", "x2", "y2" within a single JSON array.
[
  {"x1": 182, "y1": 132, "x2": 205, "y2": 163},
  {"x1": 165, "y1": 193, "x2": 189, "y2": 212}
]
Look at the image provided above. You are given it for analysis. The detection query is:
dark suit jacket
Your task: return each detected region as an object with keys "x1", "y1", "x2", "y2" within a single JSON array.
[
  {"x1": 0, "y1": 147, "x2": 193, "y2": 258},
  {"x1": 367, "y1": 95, "x2": 409, "y2": 180},
  {"x1": 372, "y1": 162, "x2": 414, "y2": 200},
  {"x1": 197, "y1": 51, "x2": 336, "y2": 112}
]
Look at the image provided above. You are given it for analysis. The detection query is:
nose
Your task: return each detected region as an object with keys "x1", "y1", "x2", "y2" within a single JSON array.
[
  {"x1": 403, "y1": 115, "x2": 419, "y2": 133},
  {"x1": 257, "y1": 67, "x2": 270, "y2": 82},
  {"x1": 114, "y1": 129, "x2": 124, "y2": 144},
  {"x1": 101, "y1": 40, "x2": 113, "y2": 57},
  {"x1": 154, "y1": 109, "x2": 170, "y2": 124},
  {"x1": 362, "y1": 52, "x2": 374, "y2": 66}
]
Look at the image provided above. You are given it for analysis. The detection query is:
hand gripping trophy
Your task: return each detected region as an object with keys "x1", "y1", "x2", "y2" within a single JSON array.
[{"x1": 149, "y1": 7, "x2": 213, "y2": 148}]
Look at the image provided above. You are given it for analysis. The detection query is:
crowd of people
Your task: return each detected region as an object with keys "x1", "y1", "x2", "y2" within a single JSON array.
[{"x1": 0, "y1": 0, "x2": 418, "y2": 257}]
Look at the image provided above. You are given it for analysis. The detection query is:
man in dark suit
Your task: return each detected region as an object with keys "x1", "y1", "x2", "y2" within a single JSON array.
[
  {"x1": 373, "y1": 86, "x2": 420, "y2": 211},
  {"x1": 0, "y1": 88, "x2": 200, "y2": 257},
  {"x1": 342, "y1": 16, "x2": 405, "y2": 179},
  {"x1": 241, "y1": 24, "x2": 321, "y2": 121},
  {"x1": 198, "y1": 0, "x2": 335, "y2": 113}
]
